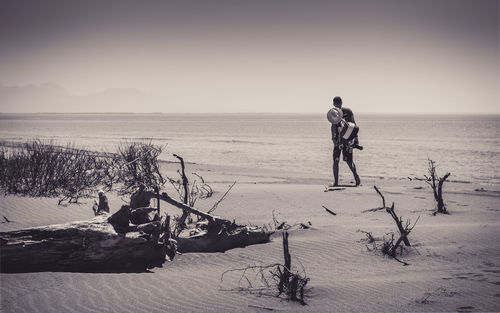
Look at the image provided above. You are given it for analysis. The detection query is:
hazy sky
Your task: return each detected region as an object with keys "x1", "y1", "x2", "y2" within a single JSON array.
[{"x1": 0, "y1": 0, "x2": 498, "y2": 113}]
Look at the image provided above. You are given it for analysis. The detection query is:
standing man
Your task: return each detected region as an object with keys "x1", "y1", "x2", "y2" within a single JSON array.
[{"x1": 329, "y1": 96, "x2": 361, "y2": 187}]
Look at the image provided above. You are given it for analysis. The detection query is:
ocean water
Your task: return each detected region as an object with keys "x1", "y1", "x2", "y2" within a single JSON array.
[{"x1": 0, "y1": 113, "x2": 499, "y2": 185}]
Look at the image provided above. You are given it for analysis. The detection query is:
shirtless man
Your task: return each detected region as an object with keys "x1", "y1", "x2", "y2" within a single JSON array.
[{"x1": 330, "y1": 96, "x2": 361, "y2": 186}]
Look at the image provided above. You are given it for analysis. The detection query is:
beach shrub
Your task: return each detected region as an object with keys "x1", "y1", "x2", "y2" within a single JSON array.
[
  {"x1": 0, "y1": 140, "x2": 166, "y2": 204},
  {"x1": 114, "y1": 141, "x2": 166, "y2": 195}
]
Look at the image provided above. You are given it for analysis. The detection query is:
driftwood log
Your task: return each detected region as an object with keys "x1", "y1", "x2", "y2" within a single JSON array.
[
  {"x1": 0, "y1": 214, "x2": 174, "y2": 273},
  {"x1": 0, "y1": 191, "x2": 272, "y2": 272}
]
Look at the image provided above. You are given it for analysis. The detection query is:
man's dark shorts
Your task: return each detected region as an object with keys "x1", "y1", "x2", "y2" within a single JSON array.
[{"x1": 333, "y1": 143, "x2": 353, "y2": 163}]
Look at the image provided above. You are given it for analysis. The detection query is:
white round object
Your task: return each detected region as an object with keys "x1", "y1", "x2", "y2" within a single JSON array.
[{"x1": 327, "y1": 108, "x2": 342, "y2": 124}]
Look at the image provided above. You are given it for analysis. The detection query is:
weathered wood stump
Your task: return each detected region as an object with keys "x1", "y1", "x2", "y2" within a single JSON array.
[
  {"x1": 176, "y1": 226, "x2": 272, "y2": 253},
  {"x1": 0, "y1": 214, "x2": 172, "y2": 273}
]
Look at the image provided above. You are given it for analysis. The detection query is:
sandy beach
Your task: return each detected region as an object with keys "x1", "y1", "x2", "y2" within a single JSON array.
[
  {"x1": 1, "y1": 0, "x2": 498, "y2": 310},
  {"x1": 1, "y1": 162, "x2": 499, "y2": 313}
]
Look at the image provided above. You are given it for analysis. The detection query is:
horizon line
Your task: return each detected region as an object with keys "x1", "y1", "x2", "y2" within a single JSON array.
[{"x1": 1, "y1": 111, "x2": 500, "y2": 116}]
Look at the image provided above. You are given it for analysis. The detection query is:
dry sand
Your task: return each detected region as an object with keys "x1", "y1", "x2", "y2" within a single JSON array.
[{"x1": 1, "y1": 163, "x2": 500, "y2": 312}]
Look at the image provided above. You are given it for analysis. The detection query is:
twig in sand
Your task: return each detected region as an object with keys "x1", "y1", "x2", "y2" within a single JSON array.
[
  {"x1": 374, "y1": 185, "x2": 386, "y2": 208},
  {"x1": 357, "y1": 229, "x2": 378, "y2": 251},
  {"x1": 208, "y1": 181, "x2": 236, "y2": 214},
  {"x1": 192, "y1": 173, "x2": 213, "y2": 198},
  {"x1": 322, "y1": 205, "x2": 337, "y2": 216},
  {"x1": 362, "y1": 186, "x2": 389, "y2": 213},
  {"x1": 357, "y1": 229, "x2": 375, "y2": 243},
  {"x1": 248, "y1": 304, "x2": 275, "y2": 311},
  {"x1": 389, "y1": 252, "x2": 409, "y2": 266},
  {"x1": 413, "y1": 177, "x2": 429, "y2": 181},
  {"x1": 415, "y1": 287, "x2": 453, "y2": 304},
  {"x1": 271, "y1": 210, "x2": 311, "y2": 231}
]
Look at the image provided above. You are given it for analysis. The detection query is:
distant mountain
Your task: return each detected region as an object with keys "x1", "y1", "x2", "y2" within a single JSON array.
[
  {"x1": 0, "y1": 83, "x2": 72, "y2": 112},
  {"x1": 0, "y1": 83, "x2": 161, "y2": 113}
]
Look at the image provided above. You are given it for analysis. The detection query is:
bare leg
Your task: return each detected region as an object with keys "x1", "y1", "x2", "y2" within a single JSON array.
[
  {"x1": 347, "y1": 161, "x2": 360, "y2": 186},
  {"x1": 332, "y1": 145, "x2": 341, "y2": 186},
  {"x1": 333, "y1": 160, "x2": 339, "y2": 186}
]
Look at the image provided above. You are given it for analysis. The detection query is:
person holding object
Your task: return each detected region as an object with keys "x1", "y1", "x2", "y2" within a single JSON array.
[{"x1": 327, "y1": 96, "x2": 361, "y2": 187}]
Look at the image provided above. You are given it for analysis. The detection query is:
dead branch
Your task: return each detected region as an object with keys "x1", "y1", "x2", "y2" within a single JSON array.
[
  {"x1": 272, "y1": 210, "x2": 280, "y2": 228},
  {"x1": 151, "y1": 191, "x2": 225, "y2": 225},
  {"x1": 357, "y1": 229, "x2": 375, "y2": 243},
  {"x1": 426, "y1": 159, "x2": 451, "y2": 214},
  {"x1": 362, "y1": 207, "x2": 385, "y2": 213},
  {"x1": 171, "y1": 154, "x2": 215, "y2": 233},
  {"x1": 192, "y1": 173, "x2": 213, "y2": 198},
  {"x1": 173, "y1": 154, "x2": 189, "y2": 205},
  {"x1": 363, "y1": 186, "x2": 420, "y2": 264},
  {"x1": 248, "y1": 305, "x2": 275, "y2": 311},
  {"x1": 389, "y1": 252, "x2": 409, "y2": 265},
  {"x1": 435, "y1": 173, "x2": 451, "y2": 214},
  {"x1": 362, "y1": 185, "x2": 388, "y2": 213},
  {"x1": 271, "y1": 210, "x2": 310, "y2": 231},
  {"x1": 385, "y1": 202, "x2": 411, "y2": 247},
  {"x1": 414, "y1": 176, "x2": 430, "y2": 181},
  {"x1": 166, "y1": 156, "x2": 215, "y2": 234},
  {"x1": 208, "y1": 181, "x2": 236, "y2": 214},
  {"x1": 220, "y1": 231, "x2": 309, "y2": 305},
  {"x1": 279, "y1": 232, "x2": 292, "y2": 294},
  {"x1": 374, "y1": 185, "x2": 386, "y2": 208},
  {"x1": 322, "y1": 205, "x2": 337, "y2": 216}
]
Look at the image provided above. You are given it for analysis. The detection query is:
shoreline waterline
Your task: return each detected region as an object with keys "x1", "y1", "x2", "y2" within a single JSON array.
[{"x1": 1, "y1": 113, "x2": 498, "y2": 186}]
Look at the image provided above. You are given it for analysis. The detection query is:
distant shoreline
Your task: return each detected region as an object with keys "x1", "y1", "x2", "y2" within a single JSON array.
[{"x1": 1, "y1": 112, "x2": 499, "y2": 118}]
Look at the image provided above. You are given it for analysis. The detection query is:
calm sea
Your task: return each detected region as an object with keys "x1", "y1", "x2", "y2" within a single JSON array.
[{"x1": 0, "y1": 113, "x2": 499, "y2": 185}]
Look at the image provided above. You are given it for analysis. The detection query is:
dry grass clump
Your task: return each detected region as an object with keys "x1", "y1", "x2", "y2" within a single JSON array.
[
  {"x1": 0, "y1": 140, "x2": 166, "y2": 204},
  {"x1": 114, "y1": 141, "x2": 166, "y2": 195}
]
